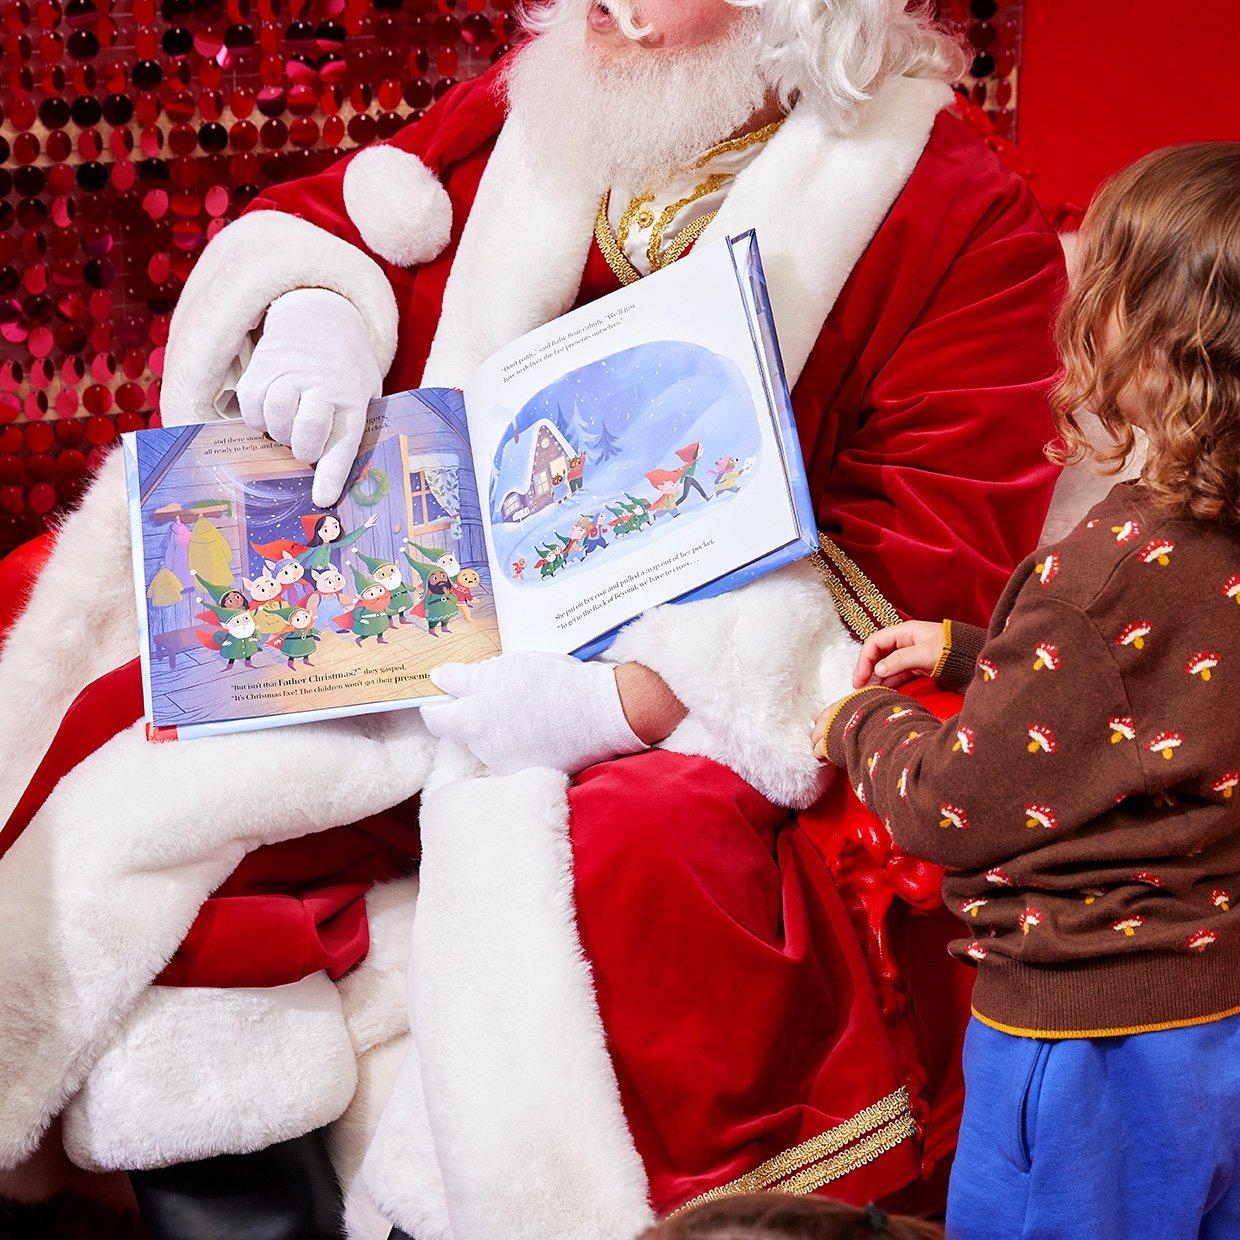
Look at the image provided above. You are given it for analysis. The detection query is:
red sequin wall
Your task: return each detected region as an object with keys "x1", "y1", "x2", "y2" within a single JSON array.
[{"x1": 0, "y1": 0, "x2": 1021, "y2": 556}]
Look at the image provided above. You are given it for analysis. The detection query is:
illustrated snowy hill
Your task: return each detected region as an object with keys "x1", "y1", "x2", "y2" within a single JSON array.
[{"x1": 486, "y1": 340, "x2": 763, "y2": 583}]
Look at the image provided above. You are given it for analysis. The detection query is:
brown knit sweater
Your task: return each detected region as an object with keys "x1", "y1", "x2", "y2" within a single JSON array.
[{"x1": 824, "y1": 482, "x2": 1240, "y2": 1038}]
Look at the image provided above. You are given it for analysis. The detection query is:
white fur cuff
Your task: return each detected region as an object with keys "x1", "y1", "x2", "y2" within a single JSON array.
[
  {"x1": 344, "y1": 146, "x2": 454, "y2": 268},
  {"x1": 62, "y1": 977, "x2": 358, "y2": 1172},
  {"x1": 610, "y1": 561, "x2": 857, "y2": 809},
  {"x1": 405, "y1": 765, "x2": 655, "y2": 1240},
  {"x1": 161, "y1": 211, "x2": 400, "y2": 427}
]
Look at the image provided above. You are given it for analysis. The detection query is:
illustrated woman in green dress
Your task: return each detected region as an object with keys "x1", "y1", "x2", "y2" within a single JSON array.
[{"x1": 298, "y1": 511, "x2": 380, "y2": 570}]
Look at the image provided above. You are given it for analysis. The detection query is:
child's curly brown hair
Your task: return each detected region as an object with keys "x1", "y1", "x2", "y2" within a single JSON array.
[
  {"x1": 639, "y1": 1193, "x2": 942, "y2": 1240},
  {"x1": 1051, "y1": 141, "x2": 1240, "y2": 522}
]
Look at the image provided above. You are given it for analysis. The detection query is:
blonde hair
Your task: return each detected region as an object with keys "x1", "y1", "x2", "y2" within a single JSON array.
[
  {"x1": 1052, "y1": 142, "x2": 1240, "y2": 522},
  {"x1": 522, "y1": 0, "x2": 964, "y2": 127}
]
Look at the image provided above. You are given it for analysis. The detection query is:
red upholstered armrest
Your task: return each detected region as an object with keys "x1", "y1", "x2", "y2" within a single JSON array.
[
  {"x1": 0, "y1": 532, "x2": 55, "y2": 645},
  {"x1": 799, "y1": 677, "x2": 975, "y2": 1199}
]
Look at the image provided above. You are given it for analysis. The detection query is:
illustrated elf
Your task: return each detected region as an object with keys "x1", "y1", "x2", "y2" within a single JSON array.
[
  {"x1": 403, "y1": 544, "x2": 460, "y2": 636},
  {"x1": 332, "y1": 568, "x2": 393, "y2": 645},
  {"x1": 194, "y1": 574, "x2": 266, "y2": 669},
  {"x1": 272, "y1": 604, "x2": 322, "y2": 668},
  {"x1": 354, "y1": 551, "x2": 420, "y2": 624}
]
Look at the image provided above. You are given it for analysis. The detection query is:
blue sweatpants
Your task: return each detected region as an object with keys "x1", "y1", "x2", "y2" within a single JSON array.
[{"x1": 947, "y1": 1014, "x2": 1240, "y2": 1240}]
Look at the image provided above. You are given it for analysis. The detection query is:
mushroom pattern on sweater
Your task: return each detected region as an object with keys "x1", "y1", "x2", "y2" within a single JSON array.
[{"x1": 824, "y1": 482, "x2": 1240, "y2": 1039}]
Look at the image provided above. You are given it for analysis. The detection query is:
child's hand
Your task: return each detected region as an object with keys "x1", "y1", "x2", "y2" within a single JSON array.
[
  {"x1": 853, "y1": 621, "x2": 945, "y2": 688},
  {"x1": 811, "y1": 704, "x2": 842, "y2": 761}
]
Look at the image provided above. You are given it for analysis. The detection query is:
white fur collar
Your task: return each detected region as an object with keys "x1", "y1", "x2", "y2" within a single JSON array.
[{"x1": 421, "y1": 75, "x2": 951, "y2": 388}]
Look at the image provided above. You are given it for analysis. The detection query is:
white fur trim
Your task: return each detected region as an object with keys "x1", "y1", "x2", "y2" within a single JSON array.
[
  {"x1": 399, "y1": 766, "x2": 654, "y2": 1240},
  {"x1": 337, "y1": 877, "x2": 419, "y2": 1055},
  {"x1": 0, "y1": 452, "x2": 134, "y2": 826},
  {"x1": 61, "y1": 977, "x2": 357, "y2": 1172},
  {"x1": 706, "y1": 76, "x2": 951, "y2": 384},
  {"x1": 421, "y1": 75, "x2": 949, "y2": 389},
  {"x1": 421, "y1": 112, "x2": 605, "y2": 386},
  {"x1": 344, "y1": 146, "x2": 454, "y2": 268},
  {"x1": 0, "y1": 707, "x2": 435, "y2": 1171},
  {"x1": 610, "y1": 560, "x2": 853, "y2": 809},
  {"x1": 356, "y1": 1035, "x2": 452, "y2": 1240},
  {"x1": 161, "y1": 211, "x2": 399, "y2": 426},
  {"x1": 331, "y1": 1036, "x2": 423, "y2": 1240}
]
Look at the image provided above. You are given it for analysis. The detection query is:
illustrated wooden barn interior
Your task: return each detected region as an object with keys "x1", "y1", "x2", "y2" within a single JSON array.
[{"x1": 131, "y1": 392, "x2": 495, "y2": 724}]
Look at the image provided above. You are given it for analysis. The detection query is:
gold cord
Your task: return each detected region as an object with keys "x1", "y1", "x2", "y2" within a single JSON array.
[
  {"x1": 646, "y1": 173, "x2": 731, "y2": 271},
  {"x1": 669, "y1": 1088, "x2": 914, "y2": 1217}
]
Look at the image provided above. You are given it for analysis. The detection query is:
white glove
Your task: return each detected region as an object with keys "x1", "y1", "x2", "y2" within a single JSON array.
[
  {"x1": 421, "y1": 651, "x2": 648, "y2": 777},
  {"x1": 236, "y1": 287, "x2": 383, "y2": 507}
]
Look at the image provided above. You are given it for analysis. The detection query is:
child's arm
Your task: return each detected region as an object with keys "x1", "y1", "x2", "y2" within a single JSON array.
[{"x1": 816, "y1": 583, "x2": 1146, "y2": 870}]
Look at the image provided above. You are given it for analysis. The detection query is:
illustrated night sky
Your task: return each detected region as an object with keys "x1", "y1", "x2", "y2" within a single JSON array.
[{"x1": 489, "y1": 340, "x2": 759, "y2": 512}]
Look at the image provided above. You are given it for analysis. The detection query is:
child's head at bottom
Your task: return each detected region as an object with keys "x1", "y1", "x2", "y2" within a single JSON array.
[
  {"x1": 639, "y1": 1194, "x2": 942, "y2": 1240},
  {"x1": 1052, "y1": 141, "x2": 1239, "y2": 524}
]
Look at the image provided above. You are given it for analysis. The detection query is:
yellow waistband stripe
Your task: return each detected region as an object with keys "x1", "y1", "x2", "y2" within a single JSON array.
[{"x1": 971, "y1": 1002, "x2": 1240, "y2": 1041}]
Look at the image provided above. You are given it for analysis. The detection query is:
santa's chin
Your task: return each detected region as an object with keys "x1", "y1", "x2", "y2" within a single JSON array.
[{"x1": 506, "y1": 5, "x2": 768, "y2": 193}]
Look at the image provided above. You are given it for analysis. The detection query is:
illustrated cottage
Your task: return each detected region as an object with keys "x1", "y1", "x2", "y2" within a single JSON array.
[{"x1": 498, "y1": 419, "x2": 574, "y2": 523}]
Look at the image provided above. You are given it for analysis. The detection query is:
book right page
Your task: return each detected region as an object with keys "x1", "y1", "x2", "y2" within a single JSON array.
[{"x1": 463, "y1": 233, "x2": 807, "y2": 657}]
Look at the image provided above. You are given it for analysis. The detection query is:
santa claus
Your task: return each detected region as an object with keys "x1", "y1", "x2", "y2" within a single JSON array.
[{"x1": 0, "y1": 2, "x2": 1066, "y2": 1238}]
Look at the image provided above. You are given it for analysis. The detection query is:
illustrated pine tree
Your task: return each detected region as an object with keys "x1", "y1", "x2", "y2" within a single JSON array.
[
  {"x1": 586, "y1": 418, "x2": 622, "y2": 463},
  {"x1": 551, "y1": 403, "x2": 574, "y2": 444},
  {"x1": 565, "y1": 397, "x2": 590, "y2": 452}
]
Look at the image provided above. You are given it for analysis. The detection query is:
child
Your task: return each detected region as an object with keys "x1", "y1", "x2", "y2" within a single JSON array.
[
  {"x1": 812, "y1": 144, "x2": 1240, "y2": 1239},
  {"x1": 640, "y1": 1193, "x2": 941, "y2": 1239},
  {"x1": 646, "y1": 468, "x2": 683, "y2": 517}
]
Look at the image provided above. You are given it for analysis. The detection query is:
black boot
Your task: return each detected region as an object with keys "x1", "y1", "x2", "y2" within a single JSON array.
[{"x1": 128, "y1": 1129, "x2": 343, "y2": 1240}]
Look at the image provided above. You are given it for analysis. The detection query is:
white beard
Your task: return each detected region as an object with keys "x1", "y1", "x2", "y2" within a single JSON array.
[{"x1": 504, "y1": 5, "x2": 770, "y2": 194}]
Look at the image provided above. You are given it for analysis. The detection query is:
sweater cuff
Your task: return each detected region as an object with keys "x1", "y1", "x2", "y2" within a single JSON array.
[
  {"x1": 933, "y1": 620, "x2": 987, "y2": 692},
  {"x1": 818, "y1": 686, "x2": 899, "y2": 767}
]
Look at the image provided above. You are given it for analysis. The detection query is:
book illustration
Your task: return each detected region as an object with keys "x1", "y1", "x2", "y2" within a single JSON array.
[
  {"x1": 131, "y1": 388, "x2": 500, "y2": 731},
  {"x1": 250, "y1": 509, "x2": 381, "y2": 572},
  {"x1": 486, "y1": 340, "x2": 762, "y2": 586},
  {"x1": 126, "y1": 232, "x2": 820, "y2": 738}
]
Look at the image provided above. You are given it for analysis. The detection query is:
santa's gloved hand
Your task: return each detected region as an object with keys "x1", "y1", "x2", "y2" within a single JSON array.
[
  {"x1": 420, "y1": 651, "x2": 648, "y2": 777},
  {"x1": 236, "y1": 288, "x2": 383, "y2": 507}
]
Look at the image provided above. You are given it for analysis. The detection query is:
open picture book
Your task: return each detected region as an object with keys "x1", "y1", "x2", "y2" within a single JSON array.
[{"x1": 124, "y1": 230, "x2": 819, "y2": 740}]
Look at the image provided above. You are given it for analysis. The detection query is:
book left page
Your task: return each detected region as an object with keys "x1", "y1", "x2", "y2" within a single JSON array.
[{"x1": 125, "y1": 387, "x2": 500, "y2": 739}]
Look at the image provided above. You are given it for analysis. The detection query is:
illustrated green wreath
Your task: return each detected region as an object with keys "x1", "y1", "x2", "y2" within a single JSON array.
[{"x1": 349, "y1": 465, "x2": 389, "y2": 507}]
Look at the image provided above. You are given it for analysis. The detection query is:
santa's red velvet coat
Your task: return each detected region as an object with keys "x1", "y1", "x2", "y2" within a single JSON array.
[{"x1": 0, "y1": 58, "x2": 1065, "y2": 1239}]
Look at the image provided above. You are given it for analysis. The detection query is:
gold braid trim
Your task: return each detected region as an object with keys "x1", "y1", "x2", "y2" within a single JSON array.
[
  {"x1": 816, "y1": 535, "x2": 903, "y2": 630},
  {"x1": 595, "y1": 190, "x2": 722, "y2": 286},
  {"x1": 777, "y1": 1115, "x2": 919, "y2": 1197},
  {"x1": 808, "y1": 534, "x2": 903, "y2": 639},
  {"x1": 692, "y1": 117, "x2": 786, "y2": 168},
  {"x1": 595, "y1": 193, "x2": 643, "y2": 287},
  {"x1": 807, "y1": 550, "x2": 876, "y2": 640},
  {"x1": 595, "y1": 121, "x2": 784, "y2": 287},
  {"x1": 668, "y1": 1088, "x2": 914, "y2": 1218},
  {"x1": 616, "y1": 192, "x2": 655, "y2": 247},
  {"x1": 647, "y1": 173, "x2": 730, "y2": 272},
  {"x1": 658, "y1": 206, "x2": 719, "y2": 269}
]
